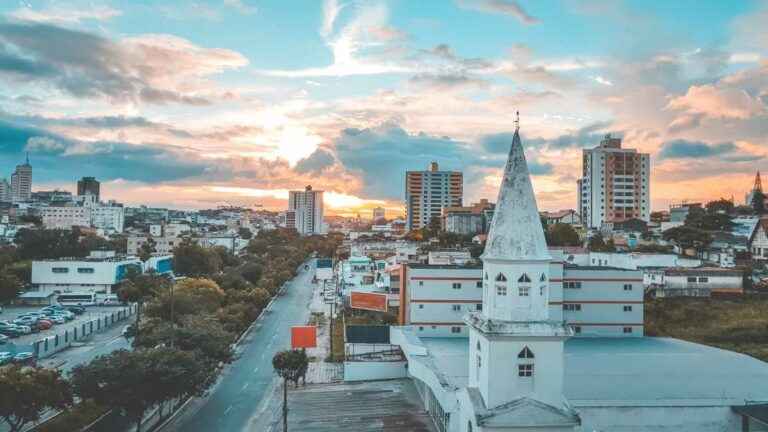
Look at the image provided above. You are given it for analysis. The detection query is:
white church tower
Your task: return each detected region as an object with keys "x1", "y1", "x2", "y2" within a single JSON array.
[{"x1": 462, "y1": 116, "x2": 579, "y2": 431}]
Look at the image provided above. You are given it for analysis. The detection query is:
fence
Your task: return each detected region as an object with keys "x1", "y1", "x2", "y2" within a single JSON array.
[{"x1": 33, "y1": 305, "x2": 136, "y2": 359}]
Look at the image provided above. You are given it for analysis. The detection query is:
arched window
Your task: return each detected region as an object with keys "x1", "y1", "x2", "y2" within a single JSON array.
[
  {"x1": 495, "y1": 273, "x2": 507, "y2": 296},
  {"x1": 518, "y1": 273, "x2": 531, "y2": 283},
  {"x1": 476, "y1": 341, "x2": 481, "y2": 351},
  {"x1": 518, "y1": 346, "x2": 535, "y2": 359},
  {"x1": 484, "y1": 272, "x2": 488, "y2": 280},
  {"x1": 540, "y1": 273, "x2": 547, "y2": 282}
]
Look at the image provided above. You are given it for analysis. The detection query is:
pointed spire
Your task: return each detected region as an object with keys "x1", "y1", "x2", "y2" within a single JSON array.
[
  {"x1": 755, "y1": 171, "x2": 763, "y2": 193},
  {"x1": 482, "y1": 118, "x2": 550, "y2": 261}
]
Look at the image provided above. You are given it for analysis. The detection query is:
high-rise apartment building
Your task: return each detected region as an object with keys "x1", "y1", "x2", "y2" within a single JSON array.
[
  {"x1": 405, "y1": 161, "x2": 463, "y2": 231},
  {"x1": 288, "y1": 185, "x2": 324, "y2": 235},
  {"x1": 10, "y1": 154, "x2": 32, "y2": 203},
  {"x1": 77, "y1": 176, "x2": 101, "y2": 201},
  {"x1": 578, "y1": 135, "x2": 650, "y2": 229},
  {"x1": 372, "y1": 206, "x2": 386, "y2": 221},
  {"x1": 0, "y1": 178, "x2": 10, "y2": 203}
]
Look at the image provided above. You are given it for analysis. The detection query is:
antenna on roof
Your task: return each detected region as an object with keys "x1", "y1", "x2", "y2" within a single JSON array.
[
  {"x1": 514, "y1": 111, "x2": 520, "y2": 132},
  {"x1": 25, "y1": 151, "x2": 29, "y2": 165}
]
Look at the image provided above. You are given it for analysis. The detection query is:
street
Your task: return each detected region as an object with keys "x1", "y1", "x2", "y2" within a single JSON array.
[{"x1": 160, "y1": 260, "x2": 316, "y2": 432}]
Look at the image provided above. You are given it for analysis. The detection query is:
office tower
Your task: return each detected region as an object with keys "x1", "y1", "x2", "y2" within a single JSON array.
[
  {"x1": 288, "y1": 185, "x2": 324, "y2": 235},
  {"x1": 77, "y1": 176, "x2": 101, "y2": 201},
  {"x1": 10, "y1": 153, "x2": 32, "y2": 203},
  {"x1": 405, "y1": 161, "x2": 463, "y2": 231},
  {"x1": 578, "y1": 135, "x2": 650, "y2": 229},
  {"x1": 372, "y1": 207, "x2": 386, "y2": 222},
  {"x1": 0, "y1": 178, "x2": 9, "y2": 203}
]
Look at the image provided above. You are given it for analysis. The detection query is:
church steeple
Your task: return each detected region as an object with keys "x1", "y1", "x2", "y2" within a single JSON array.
[{"x1": 482, "y1": 118, "x2": 550, "y2": 262}]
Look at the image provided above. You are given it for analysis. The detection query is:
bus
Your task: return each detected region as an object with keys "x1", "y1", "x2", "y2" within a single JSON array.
[{"x1": 56, "y1": 293, "x2": 97, "y2": 306}]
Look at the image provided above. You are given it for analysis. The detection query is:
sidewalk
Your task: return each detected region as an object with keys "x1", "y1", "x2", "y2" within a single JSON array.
[{"x1": 305, "y1": 279, "x2": 343, "y2": 384}]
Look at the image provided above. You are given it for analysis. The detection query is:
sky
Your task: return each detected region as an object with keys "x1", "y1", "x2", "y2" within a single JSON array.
[{"x1": 0, "y1": 0, "x2": 766, "y2": 216}]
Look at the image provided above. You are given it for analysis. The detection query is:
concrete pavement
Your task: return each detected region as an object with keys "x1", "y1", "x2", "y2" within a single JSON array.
[{"x1": 160, "y1": 260, "x2": 317, "y2": 432}]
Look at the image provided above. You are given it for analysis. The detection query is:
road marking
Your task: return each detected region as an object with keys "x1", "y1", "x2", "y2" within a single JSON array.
[
  {"x1": 241, "y1": 383, "x2": 249, "y2": 391},
  {"x1": 253, "y1": 367, "x2": 259, "y2": 373},
  {"x1": 224, "y1": 405, "x2": 233, "y2": 415}
]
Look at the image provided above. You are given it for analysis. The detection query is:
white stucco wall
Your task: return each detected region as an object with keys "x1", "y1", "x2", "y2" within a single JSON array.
[
  {"x1": 576, "y1": 406, "x2": 742, "y2": 432},
  {"x1": 343, "y1": 361, "x2": 407, "y2": 381}
]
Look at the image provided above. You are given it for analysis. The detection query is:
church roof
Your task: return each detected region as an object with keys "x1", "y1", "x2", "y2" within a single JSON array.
[
  {"x1": 466, "y1": 389, "x2": 580, "y2": 428},
  {"x1": 482, "y1": 127, "x2": 550, "y2": 261}
]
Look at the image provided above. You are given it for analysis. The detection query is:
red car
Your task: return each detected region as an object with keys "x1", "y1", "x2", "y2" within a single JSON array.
[{"x1": 36, "y1": 320, "x2": 53, "y2": 330}]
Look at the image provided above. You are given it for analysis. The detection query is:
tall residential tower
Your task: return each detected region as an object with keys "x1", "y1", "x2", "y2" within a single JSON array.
[
  {"x1": 288, "y1": 185, "x2": 325, "y2": 235},
  {"x1": 77, "y1": 176, "x2": 101, "y2": 201},
  {"x1": 10, "y1": 153, "x2": 32, "y2": 203},
  {"x1": 405, "y1": 161, "x2": 463, "y2": 231},
  {"x1": 578, "y1": 135, "x2": 650, "y2": 229}
]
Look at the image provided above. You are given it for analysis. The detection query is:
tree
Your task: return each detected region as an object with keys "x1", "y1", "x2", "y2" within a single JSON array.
[
  {"x1": 273, "y1": 349, "x2": 309, "y2": 432},
  {"x1": 239, "y1": 262, "x2": 264, "y2": 286},
  {"x1": 706, "y1": 198, "x2": 734, "y2": 215},
  {"x1": 587, "y1": 233, "x2": 615, "y2": 252},
  {"x1": 0, "y1": 366, "x2": 72, "y2": 432},
  {"x1": 173, "y1": 239, "x2": 222, "y2": 277},
  {"x1": 546, "y1": 224, "x2": 581, "y2": 246},
  {"x1": 663, "y1": 226, "x2": 713, "y2": 253},
  {"x1": 14, "y1": 228, "x2": 86, "y2": 260},
  {"x1": 0, "y1": 271, "x2": 22, "y2": 302},
  {"x1": 71, "y1": 348, "x2": 210, "y2": 432},
  {"x1": 145, "y1": 278, "x2": 225, "y2": 321},
  {"x1": 117, "y1": 270, "x2": 169, "y2": 343},
  {"x1": 138, "y1": 237, "x2": 157, "y2": 263},
  {"x1": 135, "y1": 316, "x2": 234, "y2": 366},
  {"x1": 238, "y1": 227, "x2": 253, "y2": 240}
]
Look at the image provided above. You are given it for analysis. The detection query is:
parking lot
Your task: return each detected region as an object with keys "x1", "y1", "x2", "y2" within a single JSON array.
[{"x1": 0, "y1": 305, "x2": 128, "y2": 345}]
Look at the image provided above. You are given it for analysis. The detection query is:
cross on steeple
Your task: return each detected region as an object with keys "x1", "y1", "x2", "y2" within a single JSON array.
[{"x1": 514, "y1": 111, "x2": 520, "y2": 131}]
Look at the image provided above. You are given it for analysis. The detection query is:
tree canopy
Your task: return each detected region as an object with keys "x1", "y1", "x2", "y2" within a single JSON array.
[
  {"x1": 545, "y1": 223, "x2": 581, "y2": 247},
  {"x1": 172, "y1": 239, "x2": 223, "y2": 278},
  {"x1": 0, "y1": 366, "x2": 72, "y2": 432}
]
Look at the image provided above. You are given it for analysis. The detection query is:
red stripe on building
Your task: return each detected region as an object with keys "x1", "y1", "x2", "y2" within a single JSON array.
[
  {"x1": 549, "y1": 300, "x2": 644, "y2": 305},
  {"x1": 412, "y1": 299, "x2": 481, "y2": 303},
  {"x1": 411, "y1": 277, "x2": 481, "y2": 281}
]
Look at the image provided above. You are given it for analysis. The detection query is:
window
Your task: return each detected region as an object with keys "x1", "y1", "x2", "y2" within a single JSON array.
[
  {"x1": 452, "y1": 282, "x2": 462, "y2": 289},
  {"x1": 419, "y1": 281, "x2": 424, "y2": 286},
  {"x1": 418, "y1": 326, "x2": 424, "y2": 331},
  {"x1": 539, "y1": 286, "x2": 545, "y2": 296},
  {"x1": 77, "y1": 267, "x2": 95, "y2": 274},
  {"x1": 495, "y1": 273, "x2": 507, "y2": 282},
  {"x1": 496, "y1": 285, "x2": 507, "y2": 296},
  {"x1": 484, "y1": 272, "x2": 488, "y2": 280},
  {"x1": 518, "y1": 346, "x2": 534, "y2": 359},
  {"x1": 52, "y1": 267, "x2": 69, "y2": 273},
  {"x1": 451, "y1": 326, "x2": 462, "y2": 334},
  {"x1": 519, "y1": 286, "x2": 530, "y2": 297},
  {"x1": 540, "y1": 274, "x2": 547, "y2": 282},
  {"x1": 476, "y1": 341, "x2": 481, "y2": 351},
  {"x1": 518, "y1": 364, "x2": 534, "y2": 377},
  {"x1": 431, "y1": 325, "x2": 437, "y2": 329},
  {"x1": 623, "y1": 284, "x2": 633, "y2": 291},
  {"x1": 698, "y1": 277, "x2": 709, "y2": 283},
  {"x1": 476, "y1": 303, "x2": 482, "y2": 311},
  {"x1": 518, "y1": 273, "x2": 531, "y2": 283},
  {"x1": 573, "y1": 326, "x2": 582, "y2": 334},
  {"x1": 623, "y1": 327, "x2": 633, "y2": 334},
  {"x1": 418, "y1": 304, "x2": 424, "y2": 309},
  {"x1": 687, "y1": 277, "x2": 697, "y2": 283},
  {"x1": 476, "y1": 281, "x2": 482, "y2": 288},
  {"x1": 452, "y1": 305, "x2": 461, "y2": 311},
  {"x1": 563, "y1": 303, "x2": 581, "y2": 311},
  {"x1": 623, "y1": 305, "x2": 633, "y2": 312},
  {"x1": 564, "y1": 281, "x2": 582, "y2": 289},
  {"x1": 477, "y1": 354, "x2": 482, "y2": 369}
]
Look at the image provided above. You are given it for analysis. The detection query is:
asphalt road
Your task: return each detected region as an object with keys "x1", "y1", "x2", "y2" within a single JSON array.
[
  {"x1": 41, "y1": 320, "x2": 131, "y2": 373},
  {"x1": 161, "y1": 260, "x2": 316, "y2": 432}
]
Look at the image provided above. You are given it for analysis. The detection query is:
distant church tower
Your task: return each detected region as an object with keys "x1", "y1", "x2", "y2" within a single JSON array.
[{"x1": 462, "y1": 116, "x2": 578, "y2": 431}]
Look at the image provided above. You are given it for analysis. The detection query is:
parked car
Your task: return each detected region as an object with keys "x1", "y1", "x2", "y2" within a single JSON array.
[
  {"x1": 0, "y1": 352, "x2": 13, "y2": 365},
  {"x1": 13, "y1": 324, "x2": 32, "y2": 334},
  {"x1": 58, "y1": 311, "x2": 75, "y2": 321},
  {"x1": 0, "y1": 334, "x2": 8, "y2": 344},
  {"x1": 36, "y1": 320, "x2": 53, "y2": 331},
  {"x1": 66, "y1": 306, "x2": 86, "y2": 315},
  {"x1": 0, "y1": 327, "x2": 21, "y2": 338},
  {"x1": 13, "y1": 316, "x2": 38, "y2": 326},
  {"x1": 46, "y1": 316, "x2": 66, "y2": 325},
  {"x1": 12, "y1": 352, "x2": 36, "y2": 366}
]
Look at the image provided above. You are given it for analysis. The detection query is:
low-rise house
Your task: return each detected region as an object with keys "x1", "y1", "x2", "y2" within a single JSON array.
[
  {"x1": 651, "y1": 267, "x2": 744, "y2": 298},
  {"x1": 749, "y1": 218, "x2": 768, "y2": 260}
]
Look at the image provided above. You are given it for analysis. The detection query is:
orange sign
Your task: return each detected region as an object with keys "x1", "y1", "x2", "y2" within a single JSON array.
[
  {"x1": 350, "y1": 291, "x2": 388, "y2": 312},
  {"x1": 291, "y1": 326, "x2": 317, "y2": 349}
]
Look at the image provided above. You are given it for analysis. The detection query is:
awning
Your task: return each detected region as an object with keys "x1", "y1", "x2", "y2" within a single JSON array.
[{"x1": 733, "y1": 404, "x2": 768, "y2": 426}]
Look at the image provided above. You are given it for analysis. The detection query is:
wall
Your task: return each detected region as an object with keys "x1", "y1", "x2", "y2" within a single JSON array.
[
  {"x1": 577, "y1": 405, "x2": 742, "y2": 432},
  {"x1": 34, "y1": 306, "x2": 135, "y2": 358},
  {"x1": 343, "y1": 361, "x2": 407, "y2": 381}
]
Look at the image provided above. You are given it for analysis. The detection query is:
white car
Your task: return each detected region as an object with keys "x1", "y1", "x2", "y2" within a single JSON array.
[
  {"x1": 13, "y1": 325, "x2": 32, "y2": 334},
  {"x1": 46, "y1": 316, "x2": 66, "y2": 324}
]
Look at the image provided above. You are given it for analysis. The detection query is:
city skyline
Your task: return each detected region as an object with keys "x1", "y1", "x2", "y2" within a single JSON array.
[{"x1": 0, "y1": 1, "x2": 766, "y2": 215}]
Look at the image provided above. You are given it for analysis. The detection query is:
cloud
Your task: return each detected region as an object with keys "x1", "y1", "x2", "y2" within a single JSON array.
[
  {"x1": 295, "y1": 148, "x2": 336, "y2": 173},
  {"x1": 667, "y1": 84, "x2": 766, "y2": 120},
  {"x1": 8, "y1": 5, "x2": 122, "y2": 24},
  {"x1": 456, "y1": 0, "x2": 539, "y2": 24},
  {"x1": 321, "y1": 0, "x2": 343, "y2": 38},
  {"x1": 25, "y1": 136, "x2": 65, "y2": 153},
  {"x1": 223, "y1": 0, "x2": 257, "y2": 14},
  {"x1": 656, "y1": 139, "x2": 763, "y2": 162},
  {"x1": 409, "y1": 73, "x2": 488, "y2": 91},
  {"x1": 0, "y1": 22, "x2": 248, "y2": 106}
]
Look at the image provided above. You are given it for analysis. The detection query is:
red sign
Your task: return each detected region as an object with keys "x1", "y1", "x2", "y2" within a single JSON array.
[
  {"x1": 350, "y1": 291, "x2": 388, "y2": 312},
  {"x1": 291, "y1": 326, "x2": 317, "y2": 349}
]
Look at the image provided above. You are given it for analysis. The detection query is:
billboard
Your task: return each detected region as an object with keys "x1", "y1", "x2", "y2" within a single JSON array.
[
  {"x1": 350, "y1": 291, "x2": 388, "y2": 312},
  {"x1": 291, "y1": 326, "x2": 317, "y2": 349},
  {"x1": 316, "y1": 258, "x2": 333, "y2": 280}
]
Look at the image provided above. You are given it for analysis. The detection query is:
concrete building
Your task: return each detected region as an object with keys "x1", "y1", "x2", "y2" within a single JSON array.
[
  {"x1": 652, "y1": 267, "x2": 744, "y2": 298},
  {"x1": 406, "y1": 162, "x2": 463, "y2": 231},
  {"x1": 31, "y1": 190, "x2": 72, "y2": 203},
  {"x1": 288, "y1": 185, "x2": 324, "y2": 235},
  {"x1": 0, "y1": 178, "x2": 10, "y2": 202},
  {"x1": 749, "y1": 218, "x2": 768, "y2": 260},
  {"x1": 41, "y1": 206, "x2": 91, "y2": 230},
  {"x1": 443, "y1": 199, "x2": 495, "y2": 236},
  {"x1": 372, "y1": 206, "x2": 386, "y2": 221},
  {"x1": 381, "y1": 125, "x2": 768, "y2": 432},
  {"x1": 90, "y1": 204, "x2": 125, "y2": 233},
  {"x1": 77, "y1": 176, "x2": 100, "y2": 201},
  {"x1": 127, "y1": 236, "x2": 180, "y2": 256},
  {"x1": 578, "y1": 134, "x2": 650, "y2": 228},
  {"x1": 10, "y1": 154, "x2": 32, "y2": 203},
  {"x1": 541, "y1": 209, "x2": 581, "y2": 226}
]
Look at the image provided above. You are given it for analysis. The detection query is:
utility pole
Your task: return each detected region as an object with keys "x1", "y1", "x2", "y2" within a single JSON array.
[
  {"x1": 282, "y1": 377, "x2": 288, "y2": 432},
  {"x1": 170, "y1": 282, "x2": 175, "y2": 348}
]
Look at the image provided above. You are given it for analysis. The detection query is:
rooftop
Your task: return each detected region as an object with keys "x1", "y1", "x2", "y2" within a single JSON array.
[{"x1": 407, "y1": 333, "x2": 768, "y2": 407}]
